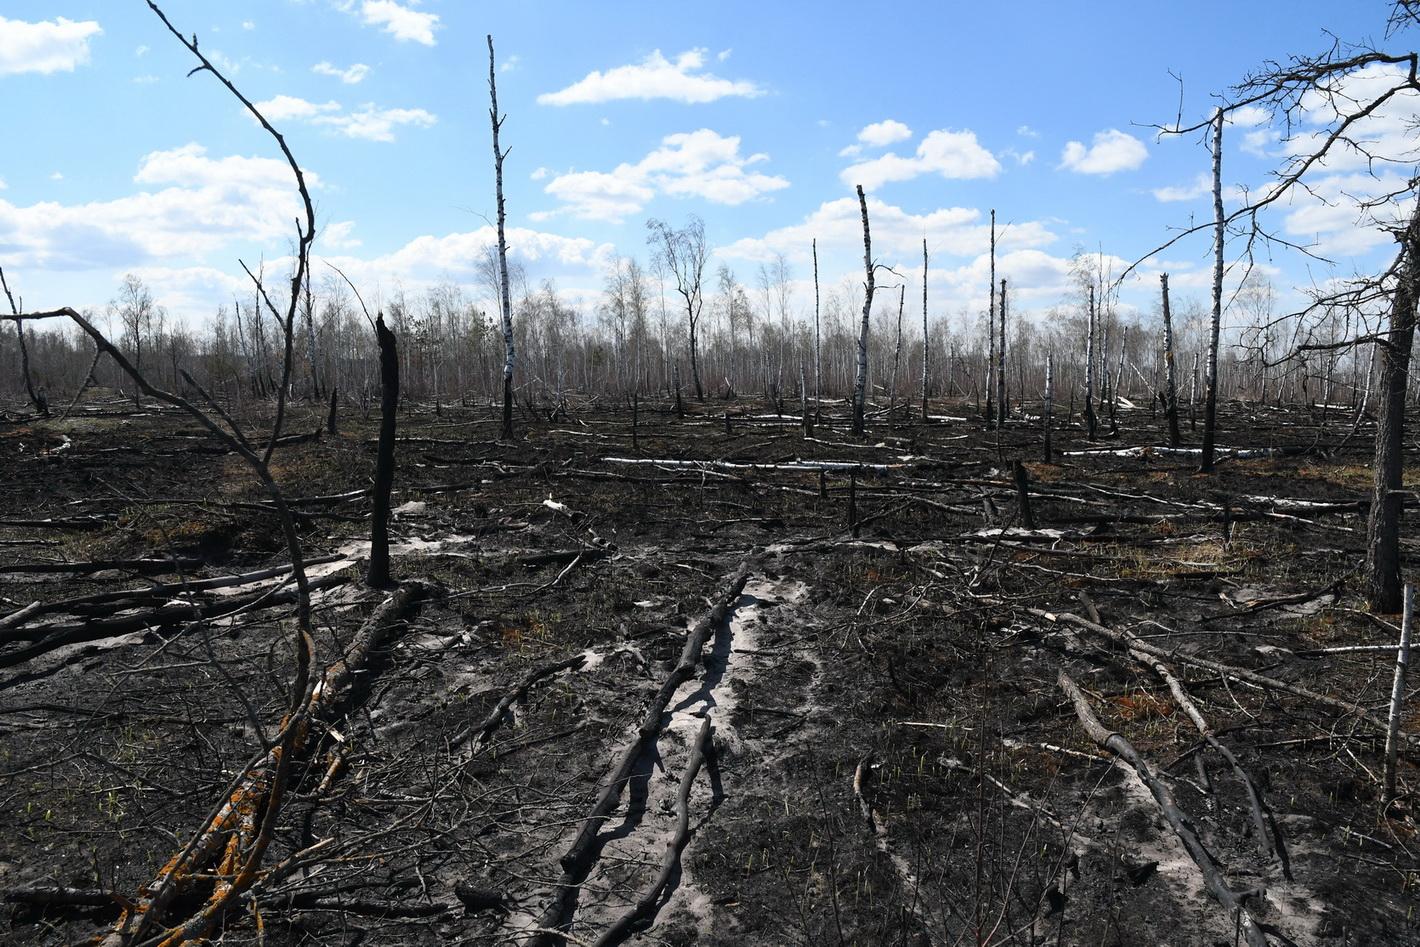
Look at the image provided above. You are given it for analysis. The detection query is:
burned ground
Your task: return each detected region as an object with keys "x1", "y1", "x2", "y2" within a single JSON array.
[{"x1": 1, "y1": 394, "x2": 1418, "y2": 946}]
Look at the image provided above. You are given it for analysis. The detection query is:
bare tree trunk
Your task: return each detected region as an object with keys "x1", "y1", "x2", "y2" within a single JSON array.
[
  {"x1": 1367, "y1": 205, "x2": 1420, "y2": 612},
  {"x1": 1160, "y1": 272, "x2": 1182, "y2": 446},
  {"x1": 813, "y1": 238, "x2": 822, "y2": 423},
  {"x1": 1384, "y1": 585, "x2": 1414, "y2": 801},
  {"x1": 921, "y1": 238, "x2": 930, "y2": 421},
  {"x1": 1084, "y1": 285, "x2": 1098, "y2": 440},
  {"x1": 986, "y1": 210, "x2": 996, "y2": 426},
  {"x1": 1043, "y1": 352, "x2": 1054, "y2": 463},
  {"x1": 890, "y1": 285, "x2": 904, "y2": 423},
  {"x1": 367, "y1": 315, "x2": 399, "y2": 589},
  {"x1": 997, "y1": 277, "x2": 1008, "y2": 427},
  {"x1": 488, "y1": 35, "x2": 516, "y2": 440},
  {"x1": 852, "y1": 185, "x2": 876, "y2": 438},
  {"x1": 1190, "y1": 350, "x2": 1200, "y2": 429},
  {"x1": 1200, "y1": 108, "x2": 1225, "y2": 473}
]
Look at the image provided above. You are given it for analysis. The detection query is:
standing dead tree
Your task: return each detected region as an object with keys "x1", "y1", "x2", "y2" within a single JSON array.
[
  {"x1": 488, "y1": 34, "x2": 517, "y2": 439},
  {"x1": 1, "y1": 268, "x2": 45, "y2": 415},
  {"x1": 1160, "y1": 272, "x2": 1183, "y2": 446},
  {"x1": 648, "y1": 216, "x2": 709, "y2": 402},
  {"x1": 368, "y1": 312, "x2": 400, "y2": 588},
  {"x1": 853, "y1": 185, "x2": 878, "y2": 437},
  {"x1": 1200, "y1": 108, "x2": 1226, "y2": 473},
  {"x1": 921, "y1": 238, "x2": 930, "y2": 421}
]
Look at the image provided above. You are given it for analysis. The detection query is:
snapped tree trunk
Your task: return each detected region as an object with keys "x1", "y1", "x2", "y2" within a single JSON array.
[
  {"x1": 1366, "y1": 203, "x2": 1420, "y2": 612},
  {"x1": 921, "y1": 238, "x2": 930, "y2": 421},
  {"x1": 488, "y1": 34, "x2": 516, "y2": 440},
  {"x1": 997, "y1": 277, "x2": 1008, "y2": 427},
  {"x1": 367, "y1": 315, "x2": 399, "y2": 589},
  {"x1": 1160, "y1": 272, "x2": 1182, "y2": 447},
  {"x1": 1043, "y1": 352, "x2": 1054, "y2": 463},
  {"x1": 813, "y1": 237, "x2": 822, "y2": 423},
  {"x1": 1200, "y1": 108, "x2": 1225, "y2": 473},
  {"x1": 1084, "y1": 285, "x2": 1098, "y2": 439},
  {"x1": 986, "y1": 209, "x2": 996, "y2": 426},
  {"x1": 852, "y1": 185, "x2": 876, "y2": 438}
]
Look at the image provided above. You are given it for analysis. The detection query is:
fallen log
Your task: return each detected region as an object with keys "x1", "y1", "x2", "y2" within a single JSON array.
[
  {"x1": 99, "y1": 582, "x2": 427, "y2": 947},
  {"x1": 0, "y1": 554, "x2": 343, "y2": 631},
  {"x1": 526, "y1": 558, "x2": 756, "y2": 946},
  {"x1": 592, "y1": 716, "x2": 713, "y2": 947},
  {"x1": 1057, "y1": 670, "x2": 1268, "y2": 947},
  {"x1": 0, "y1": 572, "x2": 351, "y2": 670}
]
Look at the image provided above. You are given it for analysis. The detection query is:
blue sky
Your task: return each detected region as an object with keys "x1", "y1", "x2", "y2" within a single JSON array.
[{"x1": 0, "y1": 1, "x2": 1405, "y2": 328}]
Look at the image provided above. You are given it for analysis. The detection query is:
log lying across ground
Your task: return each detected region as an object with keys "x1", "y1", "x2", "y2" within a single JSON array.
[
  {"x1": 1057, "y1": 670, "x2": 1269, "y2": 947},
  {"x1": 0, "y1": 572, "x2": 351, "y2": 671},
  {"x1": 99, "y1": 582, "x2": 427, "y2": 947},
  {"x1": 526, "y1": 557, "x2": 756, "y2": 946}
]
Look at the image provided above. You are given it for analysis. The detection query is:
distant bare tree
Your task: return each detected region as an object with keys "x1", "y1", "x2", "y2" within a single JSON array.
[
  {"x1": 487, "y1": 34, "x2": 516, "y2": 439},
  {"x1": 647, "y1": 215, "x2": 709, "y2": 401}
]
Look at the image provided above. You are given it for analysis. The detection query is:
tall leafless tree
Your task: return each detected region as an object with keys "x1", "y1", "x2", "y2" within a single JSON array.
[{"x1": 487, "y1": 34, "x2": 517, "y2": 439}]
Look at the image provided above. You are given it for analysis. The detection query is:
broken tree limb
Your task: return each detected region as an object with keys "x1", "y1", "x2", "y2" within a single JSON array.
[
  {"x1": 592, "y1": 715, "x2": 713, "y2": 947},
  {"x1": 527, "y1": 558, "x2": 756, "y2": 945},
  {"x1": 1384, "y1": 584, "x2": 1415, "y2": 803},
  {"x1": 453, "y1": 654, "x2": 587, "y2": 747},
  {"x1": 1075, "y1": 593, "x2": 1290, "y2": 878},
  {"x1": 1057, "y1": 670, "x2": 1267, "y2": 947},
  {"x1": 99, "y1": 582, "x2": 426, "y2": 947},
  {"x1": 1031, "y1": 608, "x2": 1420, "y2": 748}
]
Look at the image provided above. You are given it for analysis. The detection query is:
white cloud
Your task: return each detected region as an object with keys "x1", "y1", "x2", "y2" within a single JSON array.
[
  {"x1": 49, "y1": 171, "x2": 63, "y2": 182},
  {"x1": 255, "y1": 94, "x2": 342, "y2": 122},
  {"x1": 312, "y1": 60, "x2": 370, "y2": 84},
  {"x1": 0, "y1": 143, "x2": 313, "y2": 271},
  {"x1": 1002, "y1": 148, "x2": 1035, "y2": 166},
  {"x1": 538, "y1": 48, "x2": 763, "y2": 106},
  {"x1": 315, "y1": 104, "x2": 437, "y2": 142},
  {"x1": 539, "y1": 128, "x2": 789, "y2": 222},
  {"x1": 1152, "y1": 172, "x2": 1211, "y2": 203},
  {"x1": 1059, "y1": 129, "x2": 1148, "y2": 175},
  {"x1": 1016, "y1": 125, "x2": 1039, "y2": 138},
  {"x1": 719, "y1": 196, "x2": 1055, "y2": 267},
  {"x1": 0, "y1": 178, "x2": 6, "y2": 190},
  {"x1": 135, "y1": 45, "x2": 149, "y2": 58},
  {"x1": 242, "y1": 20, "x2": 256, "y2": 31},
  {"x1": 358, "y1": 0, "x2": 438, "y2": 46},
  {"x1": 857, "y1": 119, "x2": 912, "y2": 147},
  {"x1": 500, "y1": 55, "x2": 520, "y2": 73},
  {"x1": 0, "y1": 15, "x2": 102, "y2": 76},
  {"x1": 133, "y1": 74, "x2": 159, "y2": 85},
  {"x1": 252, "y1": 95, "x2": 436, "y2": 142},
  {"x1": 530, "y1": 167, "x2": 550, "y2": 181},
  {"x1": 841, "y1": 129, "x2": 1000, "y2": 189},
  {"x1": 321, "y1": 220, "x2": 361, "y2": 250},
  {"x1": 717, "y1": 48, "x2": 732, "y2": 62}
]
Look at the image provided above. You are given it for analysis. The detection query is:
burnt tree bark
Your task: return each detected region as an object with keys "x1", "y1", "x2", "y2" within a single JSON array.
[
  {"x1": 1367, "y1": 205, "x2": 1420, "y2": 612},
  {"x1": 1200, "y1": 108, "x2": 1226, "y2": 473},
  {"x1": 1160, "y1": 272, "x2": 1182, "y2": 447},
  {"x1": 367, "y1": 314, "x2": 399, "y2": 589},
  {"x1": 488, "y1": 34, "x2": 516, "y2": 440},
  {"x1": 852, "y1": 185, "x2": 877, "y2": 438}
]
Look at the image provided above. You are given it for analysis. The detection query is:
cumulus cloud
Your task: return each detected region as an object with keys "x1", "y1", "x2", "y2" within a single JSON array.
[
  {"x1": 0, "y1": 143, "x2": 313, "y2": 271},
  {"x1": 857, "y1": 119, "x2": 912, "y2": 147},
  {"x1": 0, "y1": 15, "x2": 102, "y2": 77},
  {"x1": 356, "y1": 0, "x2": 438, "y2": 45},
  {"x1": 1059, "y1": 129, "x2": 1148, "y2": 175},
  {"x1": 538, "y1": 48, "x2": 763, "y2": 106},
  {"x1": 1152, "y1": 172, "x2": 1211, "y2": 203},
  {"x1": 719, "y1": 196, "x2": 1055, "y2": 267},
  {"x1": 539, "y1": 129, "x2": 789, "y2": 222},
  {"x1": 321, "y1": 220, "x2": 362, "y2": 250},
  {"x1": 256, "y1": 94, "x2": 342, "y2": 122},
  {"x1": 312, "y1": 60, "x2": 370, "y2": 84},
  {"x1": 253, "y1": 94, "x2": 436, "y2": 142},
  {"x1": 841, "y1": 129, "x2": 1001, "y2": 189}
]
